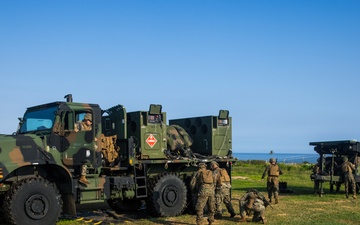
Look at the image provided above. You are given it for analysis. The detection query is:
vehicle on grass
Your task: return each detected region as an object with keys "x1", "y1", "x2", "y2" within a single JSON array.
[
  {"x1": 0, "y1": 94, "x2": 237, "y2": 225},
  {"x1": 309, "y1": 140, "x2": 360, "y2": 196}
]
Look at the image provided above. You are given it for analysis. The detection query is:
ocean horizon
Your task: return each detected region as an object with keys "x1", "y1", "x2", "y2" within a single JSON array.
[{"x1": 232, "y1": 152, "x2": 318, "y2": 164}]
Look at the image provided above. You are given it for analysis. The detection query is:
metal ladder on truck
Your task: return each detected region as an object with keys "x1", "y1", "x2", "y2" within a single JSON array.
[{"x1": 134, "y1": 163, "x2": 147, "y2": 198}]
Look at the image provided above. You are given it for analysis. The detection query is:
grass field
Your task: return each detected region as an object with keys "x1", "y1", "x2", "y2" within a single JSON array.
[{"x1": 56, "y1": 161, "x2": 360, "y2": 225}]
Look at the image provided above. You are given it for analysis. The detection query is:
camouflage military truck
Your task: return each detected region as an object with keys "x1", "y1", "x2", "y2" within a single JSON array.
[
  {"x1": 309, "y1": 140, "x2": 360, "y2": 196},
  {"x1": 0, "y1": 94, "x2": 237, "y2": 225}
]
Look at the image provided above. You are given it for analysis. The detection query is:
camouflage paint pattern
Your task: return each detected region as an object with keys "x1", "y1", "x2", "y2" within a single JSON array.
[{"x1": 0, "y1": 100, "x2": 103, "y2": 192}]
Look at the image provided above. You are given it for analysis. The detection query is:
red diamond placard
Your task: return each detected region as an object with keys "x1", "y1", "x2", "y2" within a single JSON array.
[{"x1": 146, "y1": 134, "x2": 157, "y2": 148}]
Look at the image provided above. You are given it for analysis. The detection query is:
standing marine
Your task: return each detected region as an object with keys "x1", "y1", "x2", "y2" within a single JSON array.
[
  {"x1": 340, "y1": 156, "x2": 357, "y2": 199},
  {"x1": 210, "y1": 161, "x2": 236, "y2": 219},
  {"x1": 190, "y1": 162, "x2": 221, "y2": 225},
  {"x1": 311, "y1": 158, "x2": 323, "y2": 195},
  {"x1": 74, "y1": 112, "x2": 93, "y2": 185},
  {"x1": 261, "y1": 158, "x2": 283, "y2": 204},
  {"x1": 239, "y1": 189, "x2": 269, "y2": 224}
]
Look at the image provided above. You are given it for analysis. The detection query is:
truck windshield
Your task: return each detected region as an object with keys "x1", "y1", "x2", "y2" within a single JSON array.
[{"x1": 19, "y1": 106, "x2": 57, "y2": 133}]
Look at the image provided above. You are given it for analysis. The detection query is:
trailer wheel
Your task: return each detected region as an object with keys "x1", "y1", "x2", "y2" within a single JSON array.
[
  {"x1": 107, "y1": 199, "x2": 143, "y2": 212},
  {"x1": 4, "y1": 177, "x2": 63, "y2": 225},
  {"x1": 147, "y1": 174, "x2": 187, "y2": 217}
]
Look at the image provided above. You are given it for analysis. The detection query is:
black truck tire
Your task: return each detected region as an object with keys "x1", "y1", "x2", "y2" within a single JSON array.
[
  {"x1": 147, "y1": 174, "x2": 187, "y2": 217},
  {"x1": 4, "y1": 177, "x2": 63, "y2": 225}
]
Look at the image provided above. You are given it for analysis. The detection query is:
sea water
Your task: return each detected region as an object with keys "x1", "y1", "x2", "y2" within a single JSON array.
[{"x1": 232, "y1": 152, "x2": 317, "y2": 164}]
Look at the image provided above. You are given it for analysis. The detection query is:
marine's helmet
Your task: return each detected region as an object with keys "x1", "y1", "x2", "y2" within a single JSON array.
[
  {"x1": 269, "y1": 158, "x2": 276, "y2": 163},
  {"x1": 84, "y1": 113, "x2": 92, "y2": 122},
  {"x1": 343, "y1": 156, "x2": 348, "y2": 162},
  {"x1": 247, "y1": 188, "x2": 258, "y2": 193},
  {"x1": 198, "y1": 163, "x2": 207, "y2": 168},
  {"x1": 210, "y1": 161, "x2": 219, "y2": 167}
]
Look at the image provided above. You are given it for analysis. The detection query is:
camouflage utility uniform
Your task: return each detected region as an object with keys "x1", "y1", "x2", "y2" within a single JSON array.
[
  {"x1": 340, "y1": 157, "x2": 357, "y2": 199},
  {"x1": 210, "y1": 161, "x2": 236, "y2": 218},
  {"x1": 74, "y1": 113, "x2": 92, "y2": 185},
  {"x1": 311, "y1": 158, "x2": 324, "y2": 195},
  {"x1": 239, "y1": 189, "x2": 268, "y2": 224},
  {"x1": 261, "y1": 158, "x2": 283, "y2": 204},
  {"x1": 191, "y1": 163, "x2": 221, "y2": 225}
]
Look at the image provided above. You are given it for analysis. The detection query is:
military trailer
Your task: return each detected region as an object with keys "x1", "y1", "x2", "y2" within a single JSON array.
[
  {"x1": 0, "y1": 95, "x2": 237, "y2": 225},
  {"x1": 309, "y1": 140, "x2": 360, "y2": 196}
]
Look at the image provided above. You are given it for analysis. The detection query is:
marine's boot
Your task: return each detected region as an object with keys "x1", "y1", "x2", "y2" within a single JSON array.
[
  {"x1": 260, "y1": 216, "x2": 268, "y2": 224},
  {"x1": 353, "y1": 194, "x2": 357, "y2": 199},
  {"x1": 274, "y1": 196, "x2": 279, "y2": 204},
  {"x1": 239, "y1": 217, "x2": 246, "y2": 222},
  {"x1": 346, "y1": 193, "x2": 349, "y2": 199},
  {"x1": 214, "y1": 213, "x2": 222, "y2": 219},
  {"x1": 79, "y1": 175, "x2": 90, "y2": 185},
  {"x1": 207, "y1": 218, "x2": 214, "y2": 225},
  {"x1": 227, "y1": 204, "x2": 236, "y2": 218}
]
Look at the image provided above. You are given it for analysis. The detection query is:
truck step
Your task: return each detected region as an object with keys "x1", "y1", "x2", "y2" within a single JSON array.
[{"x1": 77, "y1": 186, "x2": 105, "y2": 203}]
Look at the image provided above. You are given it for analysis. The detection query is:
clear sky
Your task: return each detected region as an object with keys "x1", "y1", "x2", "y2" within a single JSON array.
[{"x1": 1, "y1": 1, "x2": 359, "y2": 154}]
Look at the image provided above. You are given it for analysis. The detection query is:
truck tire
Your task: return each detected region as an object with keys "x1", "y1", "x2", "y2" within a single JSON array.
[
  {"x1": 107, "y1": 198, "x2": 143, "y2": 212},
  {"x1": 4, "y1": 177, "x2": 63, "y2": 225},
  {"x1": 147, "y1": 174, "x2": 187, "y2": 217}
]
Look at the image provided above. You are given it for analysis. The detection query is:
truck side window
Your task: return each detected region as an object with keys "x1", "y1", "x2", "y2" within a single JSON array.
[{"x1": 74, "y1": 112, "x2": 93, "y2": 132}]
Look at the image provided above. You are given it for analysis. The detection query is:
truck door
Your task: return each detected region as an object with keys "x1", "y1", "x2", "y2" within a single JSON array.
[{"x1": 59, "y1": 110, "x2": 96, "y2": 168}]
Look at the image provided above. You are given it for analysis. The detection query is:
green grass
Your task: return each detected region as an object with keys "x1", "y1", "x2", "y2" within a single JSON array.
[{"x1": 229, "y1": 161, "x2": 360, "y2": 225}]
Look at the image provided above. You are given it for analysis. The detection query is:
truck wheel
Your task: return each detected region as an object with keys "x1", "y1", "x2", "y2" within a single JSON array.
[
  {"x1": 107, "y1": 199, "x2": 143, "y2": 212},
  {"x1": 147, "y1": 174, "x2": 187, "y2": 217},
  {"x1": 4, "y1": 177, "x2": 63, "y2": 225}
]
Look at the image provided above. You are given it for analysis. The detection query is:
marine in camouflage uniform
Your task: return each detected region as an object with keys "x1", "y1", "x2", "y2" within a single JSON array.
[
  {"x1": 191, "y1": 162, "x2": 221, "y2": 225},
  {"x1": 311, "y1": 158, "x2": 323, "y2": 195},
  {"x1": 239, "y1": 189, "x2": 268, "y2": 224},
  {"x1": 74, "y1": 113, "x2": 93, "y2": 185},
  {"x1": 340, "y1": 156, "x2": 357, "y2": 199},
  {"x1": 210, "y1": 161, "x2": 236, "y2": 219},
  {"x1": 261, "y1": 158, "x2": 283, "y2": 204}
]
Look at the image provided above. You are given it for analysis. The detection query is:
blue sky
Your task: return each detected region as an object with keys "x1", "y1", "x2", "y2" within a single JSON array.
[{"x1": 1, "y1": 1, "x2": 359, "y2": 154}]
